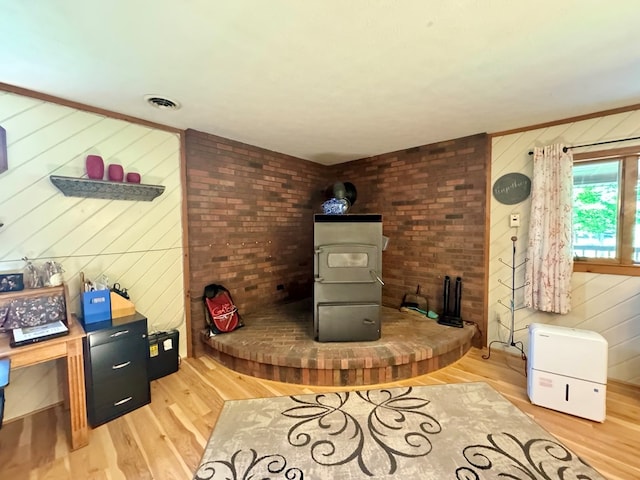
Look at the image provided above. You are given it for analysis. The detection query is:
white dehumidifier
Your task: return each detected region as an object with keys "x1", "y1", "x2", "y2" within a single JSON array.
[{"x1": 527, "y1": 323, "x2": 607, "y2": 422}]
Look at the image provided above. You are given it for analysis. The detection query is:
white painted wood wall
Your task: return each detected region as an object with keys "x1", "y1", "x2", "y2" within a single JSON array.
[
  {"x1": 0, "y1": 91, "x2": 185, "y2": 420},
  {"x1": 490, "y1": 109, "x2": 640, "y2": 385}
]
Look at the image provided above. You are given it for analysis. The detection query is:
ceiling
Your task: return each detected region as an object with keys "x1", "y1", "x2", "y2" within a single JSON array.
[{"x1": 2, "y1": 1, "x2": 640, "y2": 165}]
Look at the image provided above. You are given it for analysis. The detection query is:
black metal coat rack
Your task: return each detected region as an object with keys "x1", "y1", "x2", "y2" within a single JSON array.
[{"x1": 483, "y1": 235, "x2": 529, "y2": 360}]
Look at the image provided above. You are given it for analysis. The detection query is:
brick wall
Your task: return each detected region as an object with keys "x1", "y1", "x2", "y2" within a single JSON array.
[
  {"x1": 328, "y1": 133, "x2": 489, "y2": 344},
  {"x1": 186, "y1": 130, "x2": 489, "y2": 354},
  {"x1": 185, "y1": 129, "x2": 327, "y2": 355}
]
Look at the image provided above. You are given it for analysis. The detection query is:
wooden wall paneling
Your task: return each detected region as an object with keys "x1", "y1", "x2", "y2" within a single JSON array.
[
  {"x1": 490, "y1": 101, "x2": 640, "y2": 137},
  {"x1": 571, "y1": 111, "x2": 635, "y2": 143},
  {"x1": 0, "y1": 90, "x2": 44, "y2": 120},
  {"x1": 0, "y1": 89, "x2": 185, "y2": 421},
  {"x1": 179, "y1": 131, "x2": 192, "y2": 358},
  {"x1": 482, "y1": 138, "x2": 492, "y2": 347},
  {"x1": 0, "y1": 82, "x2": 182, "y2": 134},
  {"x1": 489, "y1": 108, "x2": 640, "y2": 385}
]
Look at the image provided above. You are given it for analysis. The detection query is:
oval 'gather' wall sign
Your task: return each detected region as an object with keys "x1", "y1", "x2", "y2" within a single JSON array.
[{"x1": 492, "y1": 173, "x2": 531, "y2": 205}]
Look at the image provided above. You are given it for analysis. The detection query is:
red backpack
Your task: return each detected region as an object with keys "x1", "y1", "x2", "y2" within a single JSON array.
[{"x1": 203, "y1": 284, "x2": 243, "y2": 335}]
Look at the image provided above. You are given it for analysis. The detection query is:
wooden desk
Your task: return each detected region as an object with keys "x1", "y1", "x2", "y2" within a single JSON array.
[{"x1": 0, "y1": 319, "x2": 88, "y2": 450}]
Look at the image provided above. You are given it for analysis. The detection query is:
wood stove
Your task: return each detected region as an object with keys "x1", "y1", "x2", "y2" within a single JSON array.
[{"x1": 313, "y1": 214, "x2": 383, "y2": 342}]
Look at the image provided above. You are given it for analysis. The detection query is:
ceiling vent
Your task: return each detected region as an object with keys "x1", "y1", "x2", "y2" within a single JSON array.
[{"x1": 144, "y1": 95, "x2": 181, "y2": 110}]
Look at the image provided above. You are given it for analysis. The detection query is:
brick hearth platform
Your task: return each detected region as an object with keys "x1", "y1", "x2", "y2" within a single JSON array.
[{"x1": 201, "y1": 298, "x2": 478, "y2": 386}]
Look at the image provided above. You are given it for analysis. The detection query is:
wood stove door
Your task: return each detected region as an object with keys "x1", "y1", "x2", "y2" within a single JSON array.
[
  {"x1": 316, "y1": 303, "x2": 380, "y2": 342},
  {"x1": 315, "y1": 243, "x2": 380, "y2": 284}
]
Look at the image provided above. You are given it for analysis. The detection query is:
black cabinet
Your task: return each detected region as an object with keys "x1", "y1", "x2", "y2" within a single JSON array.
[{"x1": 82, "y1": 312, "x2": 150, "y2": 427}]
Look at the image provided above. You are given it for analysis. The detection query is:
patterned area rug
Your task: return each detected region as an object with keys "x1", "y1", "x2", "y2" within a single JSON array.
[{"x1": 194, "y1": 382, "x2": 604, "y2": 479}]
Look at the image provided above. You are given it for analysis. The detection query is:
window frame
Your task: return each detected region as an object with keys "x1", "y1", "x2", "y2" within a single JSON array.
[{"x1": 572, "y1": 145, "x2": 640, "y2": 276}]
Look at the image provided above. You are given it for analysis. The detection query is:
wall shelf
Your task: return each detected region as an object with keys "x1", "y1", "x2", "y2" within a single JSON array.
[{"x1": 50, "y1": 175, "x2": 165, "y2": 201}]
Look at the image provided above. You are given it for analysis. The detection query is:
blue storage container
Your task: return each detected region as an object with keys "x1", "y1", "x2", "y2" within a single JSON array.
[{"x1": 81, "y1": 290, "x2": 111, "y2": 324}]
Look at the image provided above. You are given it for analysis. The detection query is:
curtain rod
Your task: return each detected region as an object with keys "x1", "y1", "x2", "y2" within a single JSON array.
[{"x1": 527, "y1": 135, "x2": 640, "y2": 155}]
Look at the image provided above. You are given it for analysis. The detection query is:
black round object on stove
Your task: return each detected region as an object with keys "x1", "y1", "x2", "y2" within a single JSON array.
[
  {"x1": 332, "y1": 182, "x2": 346, "y2": 199},
  {"x1": 344, "y1": 182, "x2": 357, "y2": 206}
]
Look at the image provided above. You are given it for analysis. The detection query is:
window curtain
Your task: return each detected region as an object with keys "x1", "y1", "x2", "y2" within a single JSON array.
[{"x1": 525, "y1": 144, "x2": 573, "y2": 314}]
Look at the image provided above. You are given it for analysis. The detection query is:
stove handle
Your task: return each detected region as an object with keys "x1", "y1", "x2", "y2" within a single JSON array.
[
  {"x1": 314, "y1": 248, "x2": 323, "y2": 282},
  {"x1": 370, "y1": 270, "x2": 384, "y2": 286}
]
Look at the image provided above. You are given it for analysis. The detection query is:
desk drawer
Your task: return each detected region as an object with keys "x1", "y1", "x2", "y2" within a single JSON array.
[
  {"x1": 88, "y1": 372, "x2": 150, "y2": 426},
  {"x1": 89, "y1": 337, "x2": 147, "y2": 381},
  {"x1": 92, "y1": 370, "x2": 149, "y2": 407},
  {"x1": 88, "y1": 317, "x2": 147, "y2": 347}
]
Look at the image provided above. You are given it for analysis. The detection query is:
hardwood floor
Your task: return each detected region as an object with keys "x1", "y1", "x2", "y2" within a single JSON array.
[{"x1": 0, "y1": 347, "x2": 638, "y2": 479}]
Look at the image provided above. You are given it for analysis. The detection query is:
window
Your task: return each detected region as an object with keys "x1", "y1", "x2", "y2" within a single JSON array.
[{"x1": 572, "y1": 146, "x2": 640, "y2": 275}]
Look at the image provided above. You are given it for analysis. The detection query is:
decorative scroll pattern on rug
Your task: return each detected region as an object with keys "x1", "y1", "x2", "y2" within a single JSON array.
[
  {"x1": 194, "y1": 382, "x2": 604, "y2": 479},
  {"x1": 456, "y1": 432, "x2": 600, "y2": 479},
  {"x1": 281, "y1": 388, "x2": 441, "y2": 475}
]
